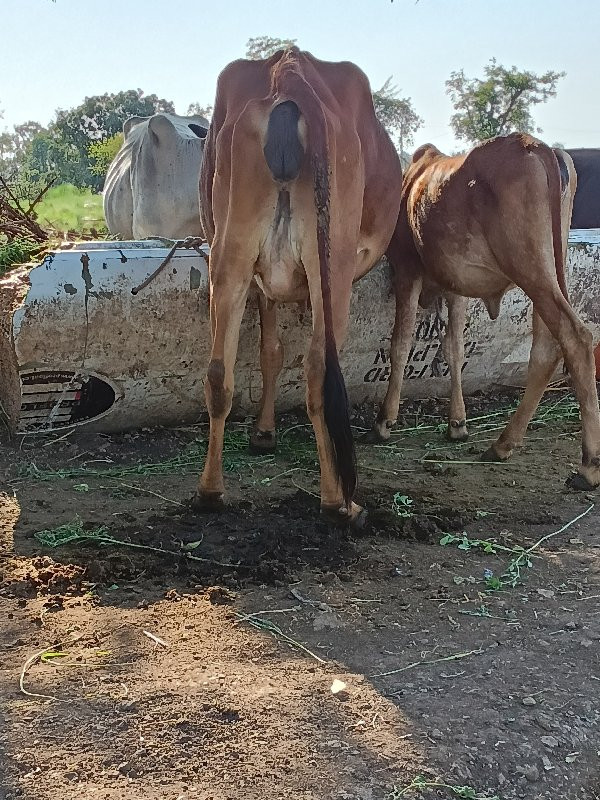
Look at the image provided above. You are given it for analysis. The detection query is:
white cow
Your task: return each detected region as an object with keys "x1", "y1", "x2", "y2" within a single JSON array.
[{"x1": 103, "y1": 112, "x2": 209, "y2": 240}]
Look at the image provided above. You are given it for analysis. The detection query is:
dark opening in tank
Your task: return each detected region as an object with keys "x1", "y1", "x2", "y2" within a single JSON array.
[
  {"x1": 70, "y1": 375, "x2": 116, "y2": 422},
  {"x1": 18, "y1": 370, "x2": 116, "y2": 431}
]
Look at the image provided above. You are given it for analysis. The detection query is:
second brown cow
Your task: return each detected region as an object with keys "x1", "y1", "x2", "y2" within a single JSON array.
[{"x1": 374, "y1": 133, "x2": 600, "y2": 490}]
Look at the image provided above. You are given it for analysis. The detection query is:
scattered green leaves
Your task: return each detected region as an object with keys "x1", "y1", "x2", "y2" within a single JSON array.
[
  {"x1": 457, "y1": 604, "x2": 517, "y2": 622},
  {"x1": 440, "y1": 531, "x2": 531, "y2": 589},
  {"x1": 21, "y1": 428, "x2": 318, "y2": 489},
  {"x1": 33, "y1": 517, "x2": 242, "y2": 569},
  {"x1": 440, "y1": 533, "x2": 513, "y2": 555},
  {"x1": 40, "y1": 651, "x2": 69, "y2": 663},
  {"x1": 235, "y1": 612, "x2": 326, "y2": 664},
  {"x1": 440, "y1": 504, "x2": 594, "y2": 591},
  {"x1": 392, "y1": 493, "x2": 414, "y2": 518},
  {"x1": 35, "y1": 518, "x2": 109, "y2": 547}
]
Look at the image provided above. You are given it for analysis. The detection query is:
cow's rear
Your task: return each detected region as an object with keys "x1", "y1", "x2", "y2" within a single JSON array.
[{"x1": 264, "y1": 100, "x2": 304, "y2": 182}]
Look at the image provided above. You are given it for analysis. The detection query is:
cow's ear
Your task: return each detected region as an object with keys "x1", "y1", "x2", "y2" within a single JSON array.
[
  {"x1": 123, "y1": 116, "x2": 147, "y2": 139},
  {"x1": 188, "y1": 123, "x2": 208, "y2": 139},
  {"x1": 148, "y1": 113, "x2": 176, "y2": 140}
]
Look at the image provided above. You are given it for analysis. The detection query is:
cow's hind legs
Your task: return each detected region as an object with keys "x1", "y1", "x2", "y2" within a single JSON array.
[
  {"x1": 371, "y1": 269, "x2": 422, "y2": 441},
  {"x1": 193, "y1": 261, "x2": 253, "y2": 511},
  {"x1": 305, "y1": 271, "x2": 365, "y2": 528},
  {"x1": 443, "y1": 294, "x2": 469, "y2": 441},
  {"x1": 249, "y1": 294, "x2": 283, "y2": 455},
  {"x1": 482, "y1": 311, "x2": 561, "y2": 464},
  {"x1": 549, "y1": 303, "x2": 600, "y2": 490},
  {"x1": 483, "y1": 299, "x2": 600, "y2": 490},
  {"x1": 305, "y1": 339, "x2": 365, "y2": 528}
]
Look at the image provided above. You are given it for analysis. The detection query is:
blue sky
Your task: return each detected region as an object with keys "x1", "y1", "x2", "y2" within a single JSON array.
[{"x1": 2, "y1": 0, "x2": 599, "y2": 151}]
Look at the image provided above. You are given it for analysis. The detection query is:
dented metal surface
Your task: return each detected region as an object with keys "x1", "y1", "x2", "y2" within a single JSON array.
[{"x1": 1, "y1": 234, "x2": 599, "y2": 434}]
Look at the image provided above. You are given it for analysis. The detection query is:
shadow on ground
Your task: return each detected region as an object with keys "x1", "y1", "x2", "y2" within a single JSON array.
[{"x1": 1, "y1": 395, "x2": 600, "y2": 799}]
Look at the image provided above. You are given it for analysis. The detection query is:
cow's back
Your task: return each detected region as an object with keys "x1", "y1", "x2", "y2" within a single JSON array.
[
  {"x1": 202, "y1": 49, "x2": 401, "y2": 265},
  {"x1": 398, "y1": 134, "x2": 567, "y2": 301}
]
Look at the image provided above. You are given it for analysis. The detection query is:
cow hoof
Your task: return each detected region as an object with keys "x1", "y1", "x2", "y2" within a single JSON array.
[
  {"x1": 566, "y1": 471, "x2": 599, "y2": 491},
  {"x1": 362, "y1": 428, "x2": 385, "y2": 444},
  {"x1": 320, "y1": 502, "x2": 367, "y2": 529},
  {"x1": 190, "y1": 491, "x2": 225, "y2": 513},
  {"x1": 480, "y1": 445, "x2": 508, "y2": 463},
  {"x1": 363, "y1": 421, "x2": 393, "y2": 444},
  {"x1": 447, "y1": 420, "x2": 469, "y2": 442},
  {"x1": 249, "y1": 429, "x2": 277, "y2": 455}
]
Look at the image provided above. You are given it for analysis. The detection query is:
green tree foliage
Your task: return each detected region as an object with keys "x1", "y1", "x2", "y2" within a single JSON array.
[
  {"x1": 25, "y1": 89, "x2": 175, "y2": 190},
  {"x1": 0, "y1": 120, "x2": 45, "y2": 176},
  {"x1": 245, "y1": 36, "x2": 297, "y2": 59},
  {"x1": 0, "y1": 131, "x2": 13, "y2": 175},
  {"x1": 446, "y1": 59, "x2": 565, "y2": 145},
  {"x1": 12, "y1": 121, "x2": 44, "y2": 161},
  {"x1": 53, "y1": 89, "x2": 173, "y2": 148},
  {"x1": 88, "y1": 133, "x2": 124, "y2": 178},
  {"x1": 372, "y1": 78, "x2": 423, "y2": 158},
  {"x1": 186, "y1": 102, "x2": 213, "y2": 120}
]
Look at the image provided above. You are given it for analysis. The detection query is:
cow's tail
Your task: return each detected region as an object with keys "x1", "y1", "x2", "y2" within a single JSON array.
[
  {"x1": 263, "y1": 68, "x2": 357, "y2": 508},
  {"x1": 531, "y1": 141, "x2": 569, "y2": 301}
]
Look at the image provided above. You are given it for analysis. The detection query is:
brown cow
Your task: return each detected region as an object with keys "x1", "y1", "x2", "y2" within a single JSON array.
[
  {"x1": 412, "y1": 147, "x2": 577, "y2": 444},
  {"x1": 374, "y1": 134, "x2": 600, "y2": 490},
  {"x1": 196, "y1": 47, "x2": 403, "y2": 523}
]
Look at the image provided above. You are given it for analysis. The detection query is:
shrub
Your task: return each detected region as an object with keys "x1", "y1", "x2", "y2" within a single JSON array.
[{"x1": 0, "y1": 237, "x2": 40, "y2": 274}]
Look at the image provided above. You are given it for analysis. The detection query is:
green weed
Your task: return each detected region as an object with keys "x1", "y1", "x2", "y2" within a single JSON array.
[
  {"x1": 440, "y1": 532, "x2": 531, "y2": 589},
  {"x1": 440, "y1": 503, "x2": 594, "y2": 591},
  {"x1": 0, "y1": 237, "x2": 41, "y2": 274},
  {"x1": 34, "y1": 517, "x2": 241, "y2": 569},
  {"x1": 388, "y1": 776, "x2": 500, "y2": 799},
  {"x1": 439, "y1": 532, "x2": 516, "y2": 556},
  {"x1": 392, "y1": 493, "x2": 414, "y2": 518},
  {"x1": 381, "y1": 394, "x2": 581, "y2": 467}
]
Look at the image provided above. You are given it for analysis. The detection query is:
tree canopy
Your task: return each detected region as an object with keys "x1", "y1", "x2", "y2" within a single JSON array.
[
  {"x1": 88, "y1": 133, "x2": 124, "y2": 178},
  {"x1": 186, "y1": 102, "x2": 213, "y2": 120},
  {"x1": 372, "y1": 78, "x2": 423, "y2": 160},
  {"x1": 245, "y1": 36, "x2": 297, "y2": 60},
  {"x1": 8, "y1": 89, "x2": 175, "y2": 190},
  {"x1": 446, "y1": 59, "x2": 565, "y2": 145},
  {"x1": 0, "y1": 119, "x2": 44, "y2": 177}
]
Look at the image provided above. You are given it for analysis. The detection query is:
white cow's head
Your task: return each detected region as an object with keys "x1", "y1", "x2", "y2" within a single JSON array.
[{"x1": 105, "y1": 112, "x2": 209, "y2": 241}]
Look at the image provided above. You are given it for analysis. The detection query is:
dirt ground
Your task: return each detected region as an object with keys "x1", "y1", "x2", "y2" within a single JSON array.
[{"x1": 1, "y1": 390, "x2": 599, "y2": 800}]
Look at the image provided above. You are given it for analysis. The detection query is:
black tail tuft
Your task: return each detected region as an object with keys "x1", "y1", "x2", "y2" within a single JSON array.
[
  {"x1": 264, "y1": 101, "x2": 304, "y2": 182},
  {"x1": 323, "y1": 342, "x2": 357, "y2": 507}
]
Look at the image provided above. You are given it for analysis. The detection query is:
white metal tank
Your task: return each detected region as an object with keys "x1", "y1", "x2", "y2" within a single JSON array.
[{"x1": 1, "y1": 233, "x2": 599, "y2": 435}]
